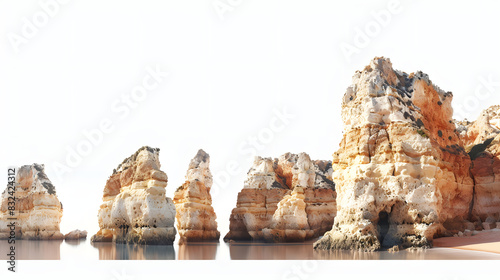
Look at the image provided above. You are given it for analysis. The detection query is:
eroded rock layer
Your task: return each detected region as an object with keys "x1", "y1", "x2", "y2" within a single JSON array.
[
  {"x1": 457, "y1": 106, "x2": 500, "y2": 227},
  {"x1": 224, "y1": 152, "x2": 336, "y2": 242},
  {"x1": 173, "y1": 149, "x2": 220, "y2": 242},
  {"x1": 0, "y1": 164, "x2": 64, "y2": 240},
  {"x1": 314, "y1": 57, "x2": 475, "y2": 251},
  {"x1": 91, "y1": 146, "x2": 176, "y2": 245}
]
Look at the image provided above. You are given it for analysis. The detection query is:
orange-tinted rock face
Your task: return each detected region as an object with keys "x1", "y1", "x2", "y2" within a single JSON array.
[
  {"x1": 315, "y1": 57, "x2": 475, "y2": 251},
  {"x1": 224, "y1": 153, "x2": 336, "y2": 242},
  {"x1": 457, "y1": 106, "x2": 500, "y2": 225},
  {"x1": 0, "y1": 164, "x2": 64, "y2": 240},
  {"x1": 91, "y1": 146, "x2": 176, "y2": 245},
  {"x1": 225, "y1": 188, "x2": 290, "y2": 241},
  {"x1": 173, "y1": 149, "x2": 220, "y2": 242}
]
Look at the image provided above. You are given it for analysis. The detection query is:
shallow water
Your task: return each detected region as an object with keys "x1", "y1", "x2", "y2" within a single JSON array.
[{"x1": 2, "y1": 239, "x2": 500, "y2": 260}]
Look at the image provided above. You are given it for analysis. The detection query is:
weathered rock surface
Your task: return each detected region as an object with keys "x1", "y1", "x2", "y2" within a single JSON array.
[
  {"x1": 91, "y1": 146, "x2": 176, "y2": 245},
  {"x1": 224, "y1": 152, "x2": 336, "y2": 242},
  {"x1": 0, "y1": 164, "x2": 64, "y2": 240},
  {"x1": 456, "y1": 106, "x2": 500, "y2": 225},
  {"x1": 263, "y1": 186, "x2": 312, "y2": 242},
  {"x1": 65, "y1": 229, "x2": 88, "y2": 240},
  {"x1": 173, "y1": 149, "x2": 220, "y2": 242},
  {"x1": 314, "y1": 57, "x2": 475, "y2": 251}
]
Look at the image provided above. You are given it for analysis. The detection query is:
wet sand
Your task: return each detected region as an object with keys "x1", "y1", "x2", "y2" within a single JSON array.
[{"x1": 434, "y1": 229, "x2": 500, "y2": 254}]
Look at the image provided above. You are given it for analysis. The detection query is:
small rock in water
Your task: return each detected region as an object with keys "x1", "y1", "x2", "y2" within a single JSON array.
[
  {"x1": 65, "y1": 230, "x2": 87, "y2": 240},
  {"x1": 388, "y1": 245, "x2": 399, "y2": 252}
]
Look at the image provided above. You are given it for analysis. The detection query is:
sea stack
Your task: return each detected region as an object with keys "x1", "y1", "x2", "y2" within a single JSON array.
[
  {"x1": 0, "y1": 164, "x2": 64, "y2": 240},
  {"x1": 173, "y1": 149, "x2": 220, "y2": 242},
  {"x1": 224, "y1": 152, "x2": 336, "y2": 242},
  {"x1": 314, "y1": 57, "x2": 475, "y2": 251},
  {"x1": 91, "y1": 146, "x2": 176, "y2": 245}
]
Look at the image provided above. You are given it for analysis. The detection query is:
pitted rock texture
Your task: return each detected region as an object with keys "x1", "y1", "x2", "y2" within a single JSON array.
[
  {"x1": 314, "y1": 57, "x2": 474, "y2": 251},
  {"x1": 173, "y1": 149, "x2": 220, "y2": 242},
  {"x1": 224, "y1": 152, "x2": 336, "y2": 242},
  {"x1": 0, "y1": 164, "x2": 64, "y2": 240},
  {"x1": 457, "y1": 106, "x2": 500, "y2": 226},
  {"x1": 91, "y1": 146, "x2": 176, "y2": 245}
]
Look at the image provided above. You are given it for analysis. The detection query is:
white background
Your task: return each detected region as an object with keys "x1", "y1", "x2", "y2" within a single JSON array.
[{"x1": 1, "y1": 0, "x2": 500, "y2": 278}]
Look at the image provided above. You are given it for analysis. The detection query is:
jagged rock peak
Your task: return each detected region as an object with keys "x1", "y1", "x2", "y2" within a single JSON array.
[
  {"x1": 243, "y1": 153, "x2": 335, "y2": 191},
  {"x1": 113, "y1": 146, "x2": 160, "y2": 174},
  {"x1": 21, "y1": 164, "x2": 57, "y2": 195},
  {"x1": 185, "y1": 149, "x2": 213, "y2": 189},
  {"x1": 191, "y1": 149, "x2": 209, "y2": 165},
  {"x1": 343, "y1": 57, "x2": 454, "y2": 133}
]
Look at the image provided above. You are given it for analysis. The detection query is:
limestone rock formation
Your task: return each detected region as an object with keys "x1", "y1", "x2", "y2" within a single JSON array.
[
  {"x1": 456, "y1": 106, "x2": 500, "y2": 227},
  {"x1": 91, "y1": 146, "x2": 176, "y2": 245},
  {"x1": 65, "y1": 229, "x2": 88, "y2": 240},
  {"x1": 173, "y1": 149, "x2": 220, "y2": 242},
  {"x1": 263, "y1": 186, "x2": 311, "y2": 242},
  {"x1": 224, "y1": 152, "x2": 336, "y2": 242},
  {"x1": 0, "y1": 164, "x2": 64, "y2": 240},
  {"x1": 314, "y1": 57, "x2": 475, "y2": 251}
]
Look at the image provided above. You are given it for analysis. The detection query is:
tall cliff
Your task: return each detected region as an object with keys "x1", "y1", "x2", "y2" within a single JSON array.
[
  {"x1": 457, "y1": 106, "x2": 500, "y2": 228},
  {"x1": 91, "y1": 146, "x2": 176, "y2": 245},
  {"x1": 0, "y1": 164, "x2": 64, "y2": 240},
  {"x1": 173, "y1": 149, "x2": 220, "y2": 242},
  {"x1": 314, "y1": 57, "x2": 475, "y2": 251},
  {"x1": 224, "y1": 152, "x2": 336, "y2": 242}
]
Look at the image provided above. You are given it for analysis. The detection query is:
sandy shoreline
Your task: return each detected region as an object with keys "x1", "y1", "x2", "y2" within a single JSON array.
[{"x1": 434, "y1": 229, "x2": 500, "y2": 254}]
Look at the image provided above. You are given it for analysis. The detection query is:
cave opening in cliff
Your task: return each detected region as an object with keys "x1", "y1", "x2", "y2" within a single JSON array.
[{"x1": 377, "y1": 211, "x2": 390, "y2": 246}]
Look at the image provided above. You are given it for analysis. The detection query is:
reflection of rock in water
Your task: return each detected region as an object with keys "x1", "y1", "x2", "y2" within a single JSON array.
[
  {"x1": 312, "y1": 247, "x2": 500, "y2": 260},
  {"x1": 312, "y1": 248, "x2": 434, "y2": 260},
  {"x1": 65, "y1": 239, "x2": 83, "y2": 246},
  {"x1": 227, "y1": 242, "x2": 500, "y2": 260},
  {"x1": 313, "y1": 249, "x2": 383, "y2": 260},
  {"x1": 229, "y1": 242, "x2": 315, "y2": 260},
  {"x1": 91, "y1": 242, "x2": 175, "y2": 260},
  {"x1": 0, "y1": 240, "x2": 62, "y2": 260},
  {"x1": 178, "y1": 243, "x2": 218, "y2": 260}
]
